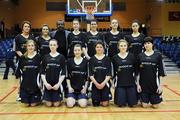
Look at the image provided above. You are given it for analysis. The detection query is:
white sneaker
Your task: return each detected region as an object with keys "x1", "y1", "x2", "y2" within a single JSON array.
[{"x1": 16, "y1": 95, "x2": 21, "y2": 101}]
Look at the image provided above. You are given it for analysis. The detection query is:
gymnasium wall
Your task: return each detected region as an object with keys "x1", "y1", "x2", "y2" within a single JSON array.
[
  {"x1": 146, "y1": 2, "x2": 162, "y2": 36},
  {"x1": 161, "y1": 3, "x2": 180, "y2": 36},
  {"x1": 1, "y1": 0, "x2": 179, "y2": 36},
  {"x1": 14, "y1": 0, "x2": 147, "y2": 29},
  {"x1": 14, "y1": 0, "x2": 65, "y2": 29},
  {"x1": 0, "y1": 1, "x2": 15, "y2": 29}
]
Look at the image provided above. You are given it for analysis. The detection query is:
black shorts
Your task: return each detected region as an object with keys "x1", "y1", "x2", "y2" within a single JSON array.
[
  {"x1": 67, "y1": 91, "x2": 87, "y2": 100},
  {"x1": 43, "y1": 89, "x2": 63, "y2": 102},
  {"x1": 20, "y1": 88, "x2": 42, "y2": 104},
  {"x1": 140, "y1": 92, "x2": 163, "y2": 104},
  {"x1": 91, "y1": 84, "x2": 112, "y2": 102},
  {"x1": 114, "y1": 86, "x2": 137, "y2": 106}
]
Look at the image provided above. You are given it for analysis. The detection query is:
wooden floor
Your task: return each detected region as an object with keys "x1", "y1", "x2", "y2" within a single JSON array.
[{"x1": 0, "y1": 74, "x2": 180, "y2": 120}]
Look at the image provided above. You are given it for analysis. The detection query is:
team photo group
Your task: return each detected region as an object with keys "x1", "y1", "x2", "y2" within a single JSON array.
[{"x1": 14, "y1": 18, "x2": 166, "y2": 109}]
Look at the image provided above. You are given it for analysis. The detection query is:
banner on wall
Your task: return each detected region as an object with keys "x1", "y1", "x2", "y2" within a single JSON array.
[{"x1": 169, "y1": 11, "x2": 180, "y2": 21}]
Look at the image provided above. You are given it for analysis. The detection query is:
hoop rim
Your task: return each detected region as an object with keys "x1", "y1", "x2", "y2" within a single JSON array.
[{"x1": 84, "y1": 5, "x2": 97, "y2": 15}]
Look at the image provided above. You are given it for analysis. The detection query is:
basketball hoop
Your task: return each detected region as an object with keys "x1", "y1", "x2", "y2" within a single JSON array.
[
  {"x1": 85, "y1": 5, "x2": 96, "y2": 21},
  {"x1": 85, "y1": 5, "x2": 96, "y2": 14}
]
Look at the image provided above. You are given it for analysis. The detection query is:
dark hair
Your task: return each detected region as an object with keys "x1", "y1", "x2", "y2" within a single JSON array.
[
  {"x1": 132, "y1": 19, "x2": 140, "y2": 25},
  {"x1": 143, "y1": 36, "x2": 153, "y2": 44},
  {"x1": 21, "y1": 21, "x2": 31, "y2": 30},
  {"x1": 94, "y1": 41, "x2": 104, "y2": 49},
  {"x1": 74, "y1": 44, "x2": 82, "y2": 50},
  {"x1": 56, "y1": 20, "x2": 64, "y2": 25},
  {"x1": 42, "y1": 24, "x2": 50, "y2": 30}
]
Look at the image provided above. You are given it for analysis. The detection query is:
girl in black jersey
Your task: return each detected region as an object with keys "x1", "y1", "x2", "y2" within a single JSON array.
[
  {"x1": 19, "y1": 40, "x2": 41, "y2": 106},
  {"x1": 105, "y1": 19, "x2": 124, "y2": 58},
  {"x1": 89, "y1": 41, "x2": 112, "y2": 107},
  {"x1": 112, "y1": 39, "x2": 137, "y2": 107},
  {"x1": 15, "y1": 21, "x2": 35, "y2": 101},
  {"x1": 15, "y1": 21, "x2": 34, "y2": 57},
  {"x1": 124, "y1": 20, "x2": 145, "y2": 103},
  {"x1": 124, "y1": 20, "x2": 145, "y2": 58},
  {"x1": 41, "y1": 39, "x2": 66, "y2": 107},
  {"x1": 85, "y1": 20, "x2": 104, "y2": 59},
  {"x1": 36, "y1": 24, "x2": 51, "y2": 59},
  {"x1": 137, "y1": 37, "x2": 166, "y2": 108},
  {"x1": 67, "y1": 19, "x2": 86, "y2": 58},
  {"x1": 66, "y1": 44, "x2": 88, "y2": 108}
]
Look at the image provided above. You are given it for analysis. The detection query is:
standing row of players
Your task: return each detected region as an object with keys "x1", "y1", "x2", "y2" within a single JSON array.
[
  {"x1": 15, "y1": 19, "x2": 143, "y2": 79},
  {"x1": 15, "y1": 19, "x2": 166, "y2": 108}
]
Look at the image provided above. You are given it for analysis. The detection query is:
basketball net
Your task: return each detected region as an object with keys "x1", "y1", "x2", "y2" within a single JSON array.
[{"x1": 85, "y1": 6, "x2": 96, "y2": 21}]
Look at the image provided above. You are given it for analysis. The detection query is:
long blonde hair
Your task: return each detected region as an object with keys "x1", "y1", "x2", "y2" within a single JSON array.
[{"x1": 24, "y1": 39, "x2": 37, "y2": 58}]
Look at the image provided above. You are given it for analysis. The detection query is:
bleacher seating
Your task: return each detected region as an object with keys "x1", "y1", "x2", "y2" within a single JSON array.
[
  {"x1": 0, "y1": 38, "x2": 14, "y2": 63},
  {"x1": 154, "y1": 36, "x2": 180, "y2": 67}
]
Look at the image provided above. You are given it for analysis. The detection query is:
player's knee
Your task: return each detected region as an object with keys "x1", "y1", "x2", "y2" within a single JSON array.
[
  {"x1": 30, "y1": 103, "x2": 38, "y2": 107},
  {"x1": 142, "y1": 103, "x2": 148, "y2": 108},
  {"x1": 78, "y1": 99, "x2": 87, "y2": 108},
  {"x1": 66, "y1": 98, "x2": 75, "y2": 108},
  {"x1": 45, "y1": 101, "x2": 52, "y2": 107},
  {"x1": 24, "y1": 103, "x2": 30, "y2": 107},
  {"x1": 101, "y1": 101, "x2": 109, "y2": 107},
  {"x1": 152, "y1": 104, "x2": 159, "y2": 109},
  {"x1": 92, "y1": 100, "x2": 100, "y2": 107},
  {"x1": 53, "y1": 101, "x2": 60, "y2": 107}
]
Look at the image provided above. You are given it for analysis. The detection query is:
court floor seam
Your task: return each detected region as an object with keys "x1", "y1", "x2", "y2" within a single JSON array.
[
  {"x1": 0, "y1": 110, "x2": 180, "y2": 115},
  {"x1": 0, "y1": 86, "x2": 17, "y2": 103},
  {"x1": 163, "y1": 84, "x2": 180, "y2": 96}
]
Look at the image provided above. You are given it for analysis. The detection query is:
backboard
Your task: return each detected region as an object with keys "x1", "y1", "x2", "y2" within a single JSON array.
[{"x1": 67, "y1": 0, "x2": 112, "y2": 16}]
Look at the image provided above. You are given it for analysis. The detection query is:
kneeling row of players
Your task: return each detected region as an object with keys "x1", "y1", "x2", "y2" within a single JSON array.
[{"x1": 19, "y1": 38, "x2": 166, "y2": 108}]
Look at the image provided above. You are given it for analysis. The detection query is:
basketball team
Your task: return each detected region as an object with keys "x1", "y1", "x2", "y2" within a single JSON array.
[{"x1": 14, "y1": 18, "x2": 166, "y2": 109}]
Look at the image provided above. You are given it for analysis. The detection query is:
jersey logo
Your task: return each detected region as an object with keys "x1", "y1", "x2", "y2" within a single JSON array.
[
  {"x1": 97, "y1": 61, "x2": 102, "y2": 63},
  {"x1": 122, "y1": 60, "x2": 127, "y2": 62}
]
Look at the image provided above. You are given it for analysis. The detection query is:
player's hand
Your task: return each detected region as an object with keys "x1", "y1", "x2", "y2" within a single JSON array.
[
  {"x1": 81, "y1": 88, "x2": 87, "y2": 94},
  {"x1": 52, "y1": 84, "x2": 60, "y2": 90},
  {"x1": 45, "y1": 83, "x2": 52, "y2": 90},
  {"x1": 137, "y1": 84, "x2": 142, "y2": 93},
  {"x1": 157, "y1": 86, "x2": 163, "y2": 94},
  {"x1": 95, "y1": 83, "x2": 102, "y2": 90},
  {"x1": 68, "y1": 87, "x2": 74, "y2": 93},
  {"x1": 99, "y1": 82, "x2": 106, "y2": 89}
]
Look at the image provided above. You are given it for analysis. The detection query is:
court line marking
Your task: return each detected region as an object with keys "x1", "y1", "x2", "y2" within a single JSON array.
[
  {"x1": 0, "y1": 86, "x2": 17, "y2": 103},
  {"x1": 0, "y1": 85, "x2": 179, "y2": 115},
  {"x1": 163, "y1": 85, "x2": 180, "y2": 96},
  {"x1": 0, "y1": 110, "x2": 180, "y2": 115}
]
